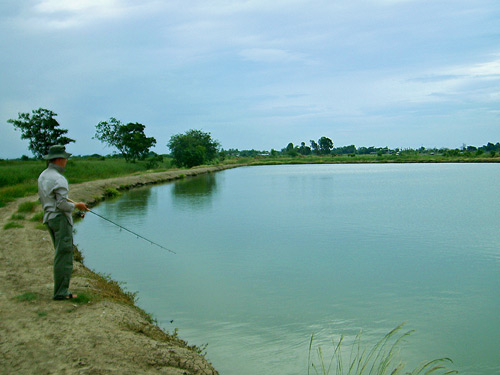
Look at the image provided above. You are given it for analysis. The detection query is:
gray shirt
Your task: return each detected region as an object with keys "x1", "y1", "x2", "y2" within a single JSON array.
[{"x1": 38, "y1": 163, "x2": 75, "y2": 225}]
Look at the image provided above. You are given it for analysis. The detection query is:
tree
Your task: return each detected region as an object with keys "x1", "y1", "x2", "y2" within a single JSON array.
[
  {"x1": 167, "y1": 129, "x2": 220, "y2": 168},
  {"x1": 284, "y1": 142, "x2": 299, "y2": 157},
  {"x1": 8, "y1": 108, "x2": 75, "y2": 159},
  {"x1": 298, "y1": 142, "x2": 311, "y2": 155},
  {"x1": 310, "y1": 140, "x2": 319, "y2": 155},
  {"x1": 318, "y1": 136, "x2": 334, "y2": 155},
  {"x1": 94, "y1": 118, "x2": 156, "y2": 162}
]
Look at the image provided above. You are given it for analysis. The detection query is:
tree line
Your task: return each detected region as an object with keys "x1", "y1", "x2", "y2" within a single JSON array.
[
  {"x1": 8, "y1": 108, "x2": 220, "y2": 168},
  {"x1": 223, "y1": 140, "x2": 500, "y2": 158},
  {"x1": 7, "y1": 107, "x2": 500, "y2": 167}
]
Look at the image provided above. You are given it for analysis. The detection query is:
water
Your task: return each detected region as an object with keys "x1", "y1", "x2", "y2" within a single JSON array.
[{"x1": 74, "y1": 164, "x2": 500, "y2": 375}]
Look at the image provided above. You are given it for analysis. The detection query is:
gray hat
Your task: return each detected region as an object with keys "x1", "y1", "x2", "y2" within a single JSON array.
[{"x1": 44, "y1": 145, "x2": 72, "y2": 160}]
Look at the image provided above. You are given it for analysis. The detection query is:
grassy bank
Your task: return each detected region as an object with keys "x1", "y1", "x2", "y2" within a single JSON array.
[
  {"x1": 227, "y1": 152, "x2": 500, "y2": 166},
  {"x1": 0, "y1": 157, "x2": 174, "y2": 207}
]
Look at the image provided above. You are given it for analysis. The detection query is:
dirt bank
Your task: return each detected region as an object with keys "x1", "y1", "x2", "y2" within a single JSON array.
[{"x1": 0, "y1": 164, "x2": 240, "y2": 375}]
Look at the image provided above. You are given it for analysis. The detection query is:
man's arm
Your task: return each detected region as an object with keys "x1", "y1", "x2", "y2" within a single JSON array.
[{"x1": 66, "y1": 197, "x2": 89, "y2": 211}]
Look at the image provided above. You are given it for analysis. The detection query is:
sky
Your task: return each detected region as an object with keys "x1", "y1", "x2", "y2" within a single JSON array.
[{"x1": 1, "y1": 0, "x2": 499, "y2": 158}]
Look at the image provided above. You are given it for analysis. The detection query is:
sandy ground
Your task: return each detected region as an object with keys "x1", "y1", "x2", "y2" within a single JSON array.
[{"x1": 0, "y1": 165, "x2": 239, "y2": 375}]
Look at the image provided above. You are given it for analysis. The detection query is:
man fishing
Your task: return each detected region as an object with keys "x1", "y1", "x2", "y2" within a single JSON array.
[{"x1": 38, "y1": 145, "x2": 89, "y2": 300}]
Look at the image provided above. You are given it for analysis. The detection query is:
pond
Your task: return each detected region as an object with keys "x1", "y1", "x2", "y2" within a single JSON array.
[{"x1": 75, "y1": 164, "x2": 500, "y2": 375}]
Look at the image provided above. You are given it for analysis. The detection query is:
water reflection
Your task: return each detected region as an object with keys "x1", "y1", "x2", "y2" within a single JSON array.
[
  {"x1": 172, "y1": 173, "x2": 218, "y2": 209},
  {"x1": 100, "y1": 187, "x2": 155, "y2": 220}
]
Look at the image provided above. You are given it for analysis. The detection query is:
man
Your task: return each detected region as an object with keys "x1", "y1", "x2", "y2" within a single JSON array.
[{"x1": 38, "y1": 145, "x2": 88, "y2": 300}]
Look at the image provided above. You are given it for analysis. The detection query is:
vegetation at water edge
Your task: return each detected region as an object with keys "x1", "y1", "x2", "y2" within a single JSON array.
[{"x1": 308, "y1": 323, "x2": 457, "y2": 375}]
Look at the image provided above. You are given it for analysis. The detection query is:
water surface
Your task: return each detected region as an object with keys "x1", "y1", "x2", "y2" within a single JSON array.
[{"x1": 75, "y1": 164, "x2": 500, "y2": 375}]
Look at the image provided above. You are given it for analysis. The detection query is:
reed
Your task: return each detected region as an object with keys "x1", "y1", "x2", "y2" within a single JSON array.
[{"x1": 308, "y1": 323, "x2": 457, "y2": 375}]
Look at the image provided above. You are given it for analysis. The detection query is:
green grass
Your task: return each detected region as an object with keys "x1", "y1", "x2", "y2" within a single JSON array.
[
  {"x1": 72, "y1": 292, "x2": 92, "y2": 304},
  {"x1": 17, "y1": 200, "x2": 38, "y2": 213},
  {"x1": 104, "y1": 187, "x2": 121, "y2": 198},
  {"x1": 10, "y1": 213, "x2": 26, "y2": 220},
  {"x1": 0, "y1": 183, "x2": 38, "y2": 208},
  {"x1": 15, "y1": 292, "x2": 39, "y2": 302},
  {"x1": 4, "y1": 221, "x2": 24, "y2": 229},
  {"x1": 86, "y1": 271, "x2": 138, "y2": 305},
  {"x1": 308, "y1": 323, "x2": 457, "y2": 375},
  {"x1": 0, "y1": 157, "x2": 174, "y2": 207},
  {"x1": 221, "y1": 152, "x2": 500, "y2": 167},
  {"x1": 30, "y1": 211, "x2": 44, "y2": 222}
]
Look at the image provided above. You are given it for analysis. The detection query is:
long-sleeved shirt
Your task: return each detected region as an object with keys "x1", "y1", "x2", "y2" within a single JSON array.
[{"x1": 38, "y1": 163, "x2": 75, "y2": 225}]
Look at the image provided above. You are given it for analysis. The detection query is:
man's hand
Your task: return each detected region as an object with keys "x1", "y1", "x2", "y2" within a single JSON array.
[{"x1": 75, "y1": 202, "x2": 89, "y2": 211}]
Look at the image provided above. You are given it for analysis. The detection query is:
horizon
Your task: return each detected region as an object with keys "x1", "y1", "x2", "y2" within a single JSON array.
[{"x1": 3, "y1": 139, "x2": 499, "y2": 160}]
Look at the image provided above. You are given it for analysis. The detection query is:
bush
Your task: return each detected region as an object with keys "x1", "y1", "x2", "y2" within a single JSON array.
[{"x1": 168, "y1": 129, "x2": 220, "y2": 168}]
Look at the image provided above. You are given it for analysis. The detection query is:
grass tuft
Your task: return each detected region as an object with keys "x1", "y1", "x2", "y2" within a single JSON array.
[
  {"x1": 88, "y1": 271, "x2": 137, "y2": 305},
  {"x1": 35, "y1": 223, "x2": 47, "y2": 231},
  {"x1": 4, "y1": 221, "x2": 24, "y2": 229},
  {"x1": 72, "y1": 292, "x2": 92, "y2": 304},
  {"x1": 17, "y1": 200, "x2": 38, "y2": 213},
  {"x1": 104, "y1": 187, "x2": 121, "y2": 198},
  {"x1": 73, "y1": 245, "x2": 84, "y2": 263},
  {"x1": 30, "y1": 211, "x2": 44, "y2": 222},
  {"x1": 308, "y1": 323, "x2": 457, "y2": 375},
  {"x1": 10, "y1": 213, "x2": 26, "y2": 220}
]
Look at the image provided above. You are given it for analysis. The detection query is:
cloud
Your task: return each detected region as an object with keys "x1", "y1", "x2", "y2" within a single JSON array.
[
  {"x1": 452, "y1": 56, "x2": 500, "y2": 78},
  {"x1": 405, "y1": 56, "x2": 500, "y2": 103},
  {"x1": 23, "y1": 0, "x2": 163, "y2": 29}
]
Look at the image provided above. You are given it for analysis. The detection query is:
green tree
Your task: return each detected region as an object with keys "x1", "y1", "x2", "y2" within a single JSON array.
[
  {"x1": 318, "y1": 136, "x2": 334, "y2": 155},
  {"x1": 310, "y1": 140, "x2": 319, "y2": 155},
  {"x1": 284, "y1": 142, "x2": 299, "y2": 157},
  {"x1": 298, "y1": 142, "x2": 311, "y2": 155},
  {"x1": 94, "y1": 118, "x2": 156, "y2": 162},
  {"x1": 167, "y1": 129, "x2": 220, "y2": 168},
  {"x1": 8, "y1": 108, "x2": 75, "y2": 159}
]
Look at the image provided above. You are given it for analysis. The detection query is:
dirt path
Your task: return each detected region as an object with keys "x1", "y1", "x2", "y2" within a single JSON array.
[{"x1": 0, "y1": 165, "x2": 240, "y2": 375}]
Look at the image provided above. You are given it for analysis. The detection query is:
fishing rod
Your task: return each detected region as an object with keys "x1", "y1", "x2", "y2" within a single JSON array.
[{"x1": 68, "y1": 198, "x2": 176, "y2": 254}]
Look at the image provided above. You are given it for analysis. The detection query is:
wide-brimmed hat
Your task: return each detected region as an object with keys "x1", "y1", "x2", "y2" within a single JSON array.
[{"x1": 43, "y1": 145, "x2": 72, "y2": 160}]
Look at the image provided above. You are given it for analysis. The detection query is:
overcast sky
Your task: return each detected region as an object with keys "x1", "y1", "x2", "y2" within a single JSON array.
[{"x1": 1, "y1": 0, "x2": 499, "y2": 158}]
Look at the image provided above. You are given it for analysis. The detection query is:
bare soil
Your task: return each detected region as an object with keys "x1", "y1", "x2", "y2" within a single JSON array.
[{"x1": 0, "y1": 165, "x2": 238, "y2": 375}]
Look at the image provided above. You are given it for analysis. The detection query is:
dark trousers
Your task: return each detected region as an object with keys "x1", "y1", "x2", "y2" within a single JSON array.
[{"x1": 47, "y1": 214, "x2": 74, "y2": 299}]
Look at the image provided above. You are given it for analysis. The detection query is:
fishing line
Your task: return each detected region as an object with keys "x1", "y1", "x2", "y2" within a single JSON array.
[
  {"x1": 69, "y1": 199, "x2": 176, "y2": 254},
  {"x1": 85, "y1": 210, "x2": 177, "y2": 254}
]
